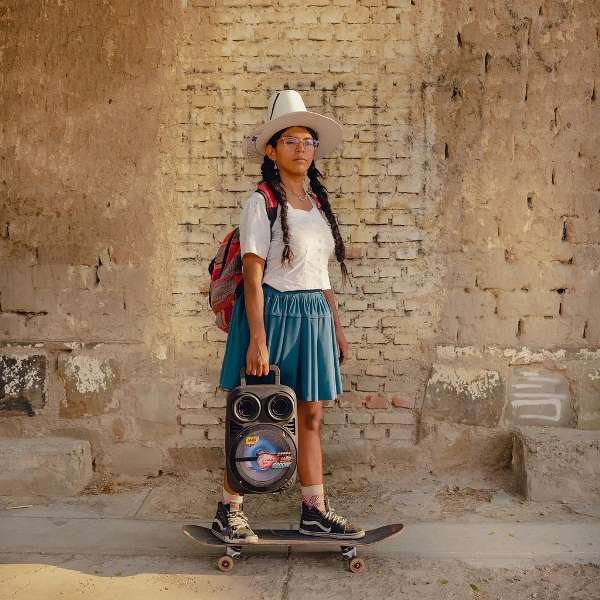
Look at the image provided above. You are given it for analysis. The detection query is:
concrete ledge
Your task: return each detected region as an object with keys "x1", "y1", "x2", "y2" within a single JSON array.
[
  {"x1": 0, "y1": 515, "x2": 598, "y2": 567},
  {"x1": 512, "y1": 426, "x2": 600, "y2": 502},
  {"x1": 0, "y1": 437, "x2": 93, "y2": 496}
]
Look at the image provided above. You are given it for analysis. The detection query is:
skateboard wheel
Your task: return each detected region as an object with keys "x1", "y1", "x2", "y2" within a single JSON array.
[
  {"x1": 217, "y1": 555, "x2": 235, "y2": 572},
  {"x1": 348, "y1": 557, "x2": 365, "y2": 573}
]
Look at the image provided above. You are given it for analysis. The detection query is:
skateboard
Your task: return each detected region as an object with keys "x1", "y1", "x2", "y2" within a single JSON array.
[{"x1": 182, "y1": 523, "x2": 404, "y2": 573}]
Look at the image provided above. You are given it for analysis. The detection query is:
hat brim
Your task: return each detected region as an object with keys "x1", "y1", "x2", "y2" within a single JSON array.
[{"x1": 249, "y1": 111, "x2": 343, "y2": 162}]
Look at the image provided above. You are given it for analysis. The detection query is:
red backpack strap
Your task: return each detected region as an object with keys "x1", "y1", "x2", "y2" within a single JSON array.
[{"x1": 256, "y1": 181, "x2": 279, "y2": 225}]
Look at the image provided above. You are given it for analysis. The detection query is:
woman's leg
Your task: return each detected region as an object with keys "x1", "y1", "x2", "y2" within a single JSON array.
[
  {"x1": 296, "y1": 400, "x2": 328, "y2": 513},
  {"x1": 211, "y1": 453, "x2": 257, "y2": 543},
  {"x1": 295, "y1": 398, "x2": 364, "y2": 538},
  {"x1": 222, "y1": 472, "x2": 243, "y2": 510},
  {"x1": 296, "y1": 400, "x2": 324, "y2": 486}
]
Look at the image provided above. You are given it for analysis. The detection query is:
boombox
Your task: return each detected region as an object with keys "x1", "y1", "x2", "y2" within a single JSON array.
[{"x1": 225, "y1": 365, "x2": 298, "y2": 494}]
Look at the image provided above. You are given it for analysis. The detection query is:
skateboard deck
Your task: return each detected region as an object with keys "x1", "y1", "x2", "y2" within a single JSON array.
[{"x1": 182, "y1": 523, "x2": 404, "y2": 573}]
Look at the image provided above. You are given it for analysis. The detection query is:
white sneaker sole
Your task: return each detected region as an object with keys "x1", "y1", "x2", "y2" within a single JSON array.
[{"x1": 210, "y1": 529, "x2": 259, "y2": 544}]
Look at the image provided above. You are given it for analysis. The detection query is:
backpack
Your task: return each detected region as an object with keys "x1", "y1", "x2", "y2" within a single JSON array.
[{"x1": 208, "y1": 182, "x2": 279, "y2": 332}]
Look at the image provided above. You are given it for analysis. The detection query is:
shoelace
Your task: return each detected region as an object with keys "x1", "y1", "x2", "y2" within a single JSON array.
[
  {"x1": 228, "y1": 510, "x2": 251, "y2": 531},
  {"x1": 324, "y1": 510, "x2": 348, "y2": 526},
  {"x1": 322, "y1": 502, "x2": 348, "y2": 527}
]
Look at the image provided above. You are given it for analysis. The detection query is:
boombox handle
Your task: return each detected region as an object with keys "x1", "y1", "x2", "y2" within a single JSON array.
[{"x1": 239, "y1": 364, "x2": 280, "y2": 386}]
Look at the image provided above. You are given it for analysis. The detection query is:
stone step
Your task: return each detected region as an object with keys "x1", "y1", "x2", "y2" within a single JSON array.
[
  {"x1": 512, "y1": 426, "x2": 600, "y2": 502},
  {"x1": 0, "y1": 437, "x2": 93, "y2": 496}
]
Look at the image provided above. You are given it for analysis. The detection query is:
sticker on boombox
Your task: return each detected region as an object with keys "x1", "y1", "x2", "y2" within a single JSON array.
[
  {"x1": 244, "y1": 435, "x2": 259, "y2": 446},
  {"x1": 256, "y1": 452, "x2": 293, "y2": 471}
]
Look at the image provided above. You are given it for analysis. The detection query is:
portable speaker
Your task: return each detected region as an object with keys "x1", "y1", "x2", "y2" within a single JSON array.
[{"x1": 225, "y1": 365, "x2": 298, "y2": 494}]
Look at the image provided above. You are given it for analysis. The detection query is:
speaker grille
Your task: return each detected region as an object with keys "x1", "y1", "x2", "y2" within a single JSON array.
[
  {"x1": 232, "y1": 393, "x2": 261, "y2": 422},
  {"x1": 229, "y1": 420, "x2": 243, "y2": 437}
]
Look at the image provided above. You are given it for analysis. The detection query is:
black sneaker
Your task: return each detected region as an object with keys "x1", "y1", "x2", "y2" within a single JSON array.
[
  {"x1": 298, "y1": 496, "x2": 365, "y2": 539},
  {"x1": 210, "y1": 501, "x2": 259, "y2": 544}
]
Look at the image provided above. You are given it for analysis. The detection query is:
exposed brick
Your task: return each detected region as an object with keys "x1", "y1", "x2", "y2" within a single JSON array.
[
  {"x1": 205, "y1": 395, "x2": 227, "y2": 408},
  {"x1": 180, "y1": 427, "x2": 208, "y2": 441},
  {"x1": 353, "y1": 313, "x2": 380, "y2": 328},
  {"x1": 388, "y1": 426, "x2": 414, "y2": 440},
  {"x1": 377, "y1": 227, "x2": 424, "y2": 243},
  {"x1": 383, "y1": 346, "x2": 413, "y2": 361},
  {"x1": 374, "y1": 300, "x2": 398, "y2": 311},
  {"x1": 363, "y1": 283, "x2": 389, "y2": 294},
  {"x1": 206, "y1": 427, "x2": 225, "y2": 441},
  {"x1": 365, "y1": 427, "x2": 386, "y2": 440},
  {"x1": 320, "y1": 7, "x2": 345, "y2": 23},
  {"x1": 343, "y1": 299, "x2": 369, "y2": 311},
  {"x1": 338, "y1": 393, "x2": 365, "y2": 408},
  {"x1": 345, "y1": 6, "x2": 371, "y2": 23},
  {"x1": 364, "y1": 394, "x2": 389, "y2": 409},
  {"x1": 344, "y1": 244, "x2": 365, "y2": 259},
  {"x1": 347, "y1": 412, "x2": 372, "y2": 425},
  {"x1": 355, "y1": 376, "x2": 382, "y2": 392},
  {"x1": 180, "y1": 412, "x2": 220, "y2": 426},
  {"x1": 372, "y1": 8, "x2": 398, "y2": 24},
  {"x1": 366, "y1": 330, "x2": 389, "y2": 344},
  {"x1": 356, "y1": 348, "x2": 380, "y2": 360},
  {"x1": 323, "y1": 411, "x2": 347, "y2": 425},
  {"x1": 365, "y1": 364, "x2": 388, "y2": 377},
  {"x1": 392, "y1": 332, "x2": 418, "y2": 344},
  {"x1": 391, "y1": 395, "x2": 416, "y2": 409},
  {"x1": 327, "y1": 427, "x2": 362, "y2": 441},
  {"x1": 374, "y1": 411, "x2": 416, "y2": 425}
]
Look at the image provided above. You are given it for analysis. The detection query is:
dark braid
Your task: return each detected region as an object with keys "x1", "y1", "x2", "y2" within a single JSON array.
[
  {"x1": 259, "y1": 127, "x2": 351, "y2": 288},
  {"x1": 306, "y1": 162, "x2": 351, "y2": 288},
  {"x1": 259, "y1": 149, "x2": 294, "y2": 264}
]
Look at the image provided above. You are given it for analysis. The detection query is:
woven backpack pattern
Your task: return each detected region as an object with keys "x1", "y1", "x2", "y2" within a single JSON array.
[{"x1": 208, "y1": 182, "x2": 279, "y2": 332}]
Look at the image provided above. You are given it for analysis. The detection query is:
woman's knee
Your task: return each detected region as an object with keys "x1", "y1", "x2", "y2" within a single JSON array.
[{"x1": 298, "y1": 402, "x2": 323, "y2": 432}]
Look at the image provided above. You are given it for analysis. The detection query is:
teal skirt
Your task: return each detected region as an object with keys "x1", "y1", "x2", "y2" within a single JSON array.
[{"x1": 219, "y1": 284, "x2": 343, "y2": 402}]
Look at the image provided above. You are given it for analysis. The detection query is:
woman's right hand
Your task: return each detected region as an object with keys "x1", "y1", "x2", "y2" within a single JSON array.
[{"x1": 246, "y1": 336, "x2": 270, "y2": 377}]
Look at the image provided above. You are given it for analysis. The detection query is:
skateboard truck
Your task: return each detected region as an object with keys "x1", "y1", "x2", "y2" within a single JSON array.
[
  {"x1": 219, "y1": 542, "x2": 364, "y2": 573},
  {"x1": 225, "y1": 545, "x2": 242, "y2": 559}
]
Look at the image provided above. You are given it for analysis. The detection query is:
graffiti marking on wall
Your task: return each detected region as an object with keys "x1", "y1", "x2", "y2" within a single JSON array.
[{"x1": 508, "y1": 369, "x2": 570, "y2": 426}]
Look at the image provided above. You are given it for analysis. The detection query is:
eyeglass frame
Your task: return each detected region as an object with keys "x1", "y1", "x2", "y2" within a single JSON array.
[{"x1": 277, "y1": 136, "x2": 320, "y2": 151}]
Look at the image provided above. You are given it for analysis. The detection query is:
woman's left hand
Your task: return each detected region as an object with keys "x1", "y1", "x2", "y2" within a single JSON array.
[{"x1": 336, "y1": 328, "x2": 349, "y2": 364}]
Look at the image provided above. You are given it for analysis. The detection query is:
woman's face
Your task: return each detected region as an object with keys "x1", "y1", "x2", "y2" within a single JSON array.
[{"x1": 265, "y1": 126, "x2": 316, "y2": 178}]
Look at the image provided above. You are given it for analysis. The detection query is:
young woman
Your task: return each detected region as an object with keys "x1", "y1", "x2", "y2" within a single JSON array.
[{"x1": 212, "y1": 90, "x2": 364, "y2": 543}]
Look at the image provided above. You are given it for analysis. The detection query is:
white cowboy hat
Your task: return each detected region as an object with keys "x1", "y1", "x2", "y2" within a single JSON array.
[{"x1": 244, "y1": 89, "x2": 344, "y2": 162}]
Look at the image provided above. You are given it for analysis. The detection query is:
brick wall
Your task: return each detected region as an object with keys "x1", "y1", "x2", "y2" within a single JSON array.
[
  {"x1": 171, "y1": 0, "x2": 426, "y2": 452},
  {"x1": 1, "y1": 0, "x2": 599, "y2": 478}
]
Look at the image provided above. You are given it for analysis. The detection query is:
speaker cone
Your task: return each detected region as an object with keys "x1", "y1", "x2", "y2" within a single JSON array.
[
  {"x1": 267, "y1": 392, "x2": 294, "y2": 421},
  {"x1": 232, "y1": 393, "x2": 261, "y2": 422}
]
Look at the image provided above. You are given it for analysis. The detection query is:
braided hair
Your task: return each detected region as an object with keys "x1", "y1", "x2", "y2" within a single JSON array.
[{"x1": 259, "y1": 127, "x2": 351, "y2": 288}]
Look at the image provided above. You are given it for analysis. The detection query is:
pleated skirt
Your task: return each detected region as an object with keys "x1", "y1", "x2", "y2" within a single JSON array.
[{"x1": 219, "y1": 284, "x2": 343, "y2": 402}]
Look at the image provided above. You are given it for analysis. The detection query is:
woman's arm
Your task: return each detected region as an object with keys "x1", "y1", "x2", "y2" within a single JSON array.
[
  {"x1": 242, "y1": 253, "x2": 270, "y2": 377},
  {"x1": 322, "y1": 288, "x2": 348, "y2": 364}
]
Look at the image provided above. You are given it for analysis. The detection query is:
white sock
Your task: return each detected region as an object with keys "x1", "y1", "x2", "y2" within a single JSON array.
[
  {"x1": 223, "y1": 488, "x2": 243, "y2": 512},
  {"x1": 302, "y1": 484, "x2": 326, "y2": 513}
]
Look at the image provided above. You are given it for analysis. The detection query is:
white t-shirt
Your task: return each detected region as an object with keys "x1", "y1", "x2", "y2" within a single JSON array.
[{"x1": 239, "y1": 191, "x2": 335, "y2": 292}]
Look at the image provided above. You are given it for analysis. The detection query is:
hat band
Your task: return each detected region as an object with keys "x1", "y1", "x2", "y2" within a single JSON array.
[{"x1": 269, "y1": 92, "x2": 281, "y2": 121}]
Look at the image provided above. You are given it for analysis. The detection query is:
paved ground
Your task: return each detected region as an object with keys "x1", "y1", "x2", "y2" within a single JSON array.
[{"x1": 1, "y1": 469, "x2": 599, "y2": 599}]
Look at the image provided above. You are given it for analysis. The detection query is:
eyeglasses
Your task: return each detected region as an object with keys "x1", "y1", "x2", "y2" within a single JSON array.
[{"x1": 278, "y1": 136, "x2": 319, "y2": 151}]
